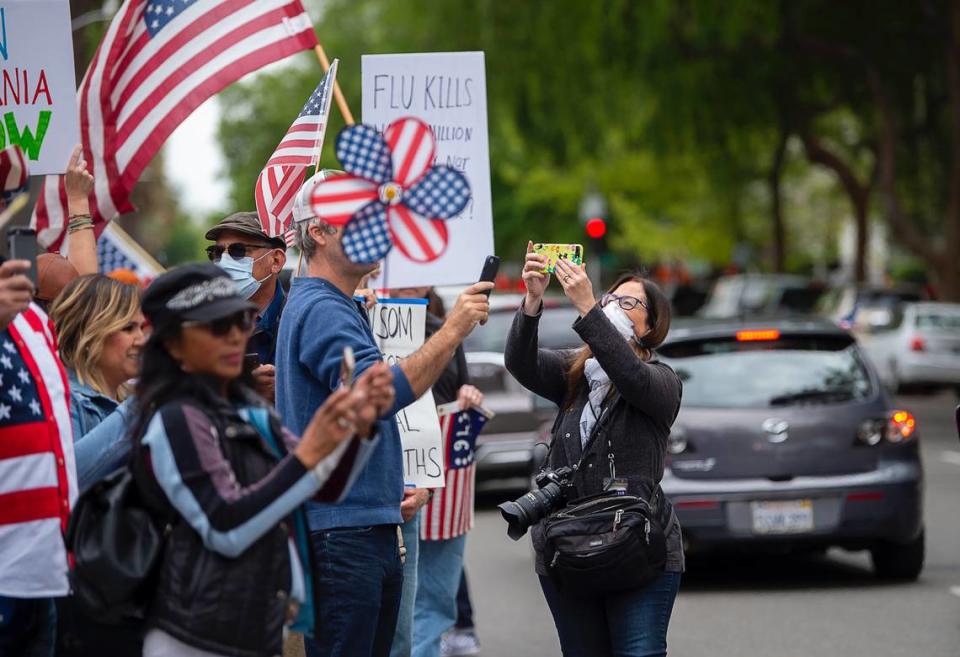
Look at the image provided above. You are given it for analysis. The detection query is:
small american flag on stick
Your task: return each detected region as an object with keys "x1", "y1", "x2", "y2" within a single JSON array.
[
  {"x1": 256, "y1": 60, "x2": 338, "y2": 239},
  {"x1": 420, "y1": 403, "x2": 493, "y2": 541}
]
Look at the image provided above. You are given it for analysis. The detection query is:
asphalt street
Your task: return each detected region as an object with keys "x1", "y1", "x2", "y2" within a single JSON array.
[{"x1": 463, "y1": 391, "x2": 960, "y2": 657}]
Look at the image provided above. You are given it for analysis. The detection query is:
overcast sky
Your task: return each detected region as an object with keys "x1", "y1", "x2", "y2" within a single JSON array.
[{"x1": 165, "y1": 96, "x2": 228, "y2": 217}]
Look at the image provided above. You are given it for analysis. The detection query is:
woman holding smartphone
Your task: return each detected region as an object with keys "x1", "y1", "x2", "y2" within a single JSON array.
[{"x1": 504, "y1": 243, "x2": 685, "y2": 657}]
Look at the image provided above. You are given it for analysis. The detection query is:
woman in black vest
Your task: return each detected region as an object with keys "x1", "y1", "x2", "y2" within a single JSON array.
[
  {"x1": 130, "y1": 264, "x2": 394, "y2": 657},
  {"x1": 504, "y1": 244, "x2": 684, "y2": 657}
]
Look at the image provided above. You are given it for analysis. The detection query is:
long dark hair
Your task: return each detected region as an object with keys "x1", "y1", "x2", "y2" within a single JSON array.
[
  {"x1": 128, "y1": 327, "x2": 247, "y2": 443},
  {"x1": 563, "y1": 273, "x2": 672, "y2": 409}
]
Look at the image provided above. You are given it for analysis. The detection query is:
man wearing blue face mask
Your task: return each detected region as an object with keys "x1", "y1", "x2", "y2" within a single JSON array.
[{"x1": 205, "y1": 212, "x2": 287, "y2": 399}]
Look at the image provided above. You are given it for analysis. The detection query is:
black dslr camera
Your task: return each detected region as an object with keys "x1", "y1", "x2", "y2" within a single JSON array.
[{"x1": 498, "y1": 466, "x2": 575, "y2": 541}]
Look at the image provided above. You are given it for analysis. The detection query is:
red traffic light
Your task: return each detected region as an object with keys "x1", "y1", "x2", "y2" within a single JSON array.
[{"x1": 585, "y1": 217, "x2": 607, "y2": 239}]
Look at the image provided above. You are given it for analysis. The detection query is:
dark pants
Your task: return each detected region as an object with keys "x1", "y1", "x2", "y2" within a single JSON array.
[
  {"x1": 54, "y1": 597, "x2": 142, "y2": 657},
  {"x1": 454, "y1": 571, "x2": 473, "y2": 630},
  {"x1": 539, "y1": 571, "x2": 681, "y2": 657},
  {"x1": 0, "y1": 596, "x2": 56, "y2": 657},
  {"x1": 305, "y1": 524, "x2": 404, "y2": 657}
]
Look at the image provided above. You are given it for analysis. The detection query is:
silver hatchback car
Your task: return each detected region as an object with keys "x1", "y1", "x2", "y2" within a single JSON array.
[{"x1": 658, "y1": 318, "x2": 924, "y2": 580}]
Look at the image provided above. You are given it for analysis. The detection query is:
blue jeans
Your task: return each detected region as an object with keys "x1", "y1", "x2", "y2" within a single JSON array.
[
  {"x1": 389, "y1": 516, "x2": 420, "y2": 657},
  {"x1": 539, "y1": 571, "x2": 681, "y2": 657},
  {"x1": 412, "y1": 535, "x2": 467, "y2": 657},
  {"x1": 305, "y1": 524, "x2": 404, "y2": 657},
  {"x1": 0, "y1": 596, "x2": 56, "y2": 657}
]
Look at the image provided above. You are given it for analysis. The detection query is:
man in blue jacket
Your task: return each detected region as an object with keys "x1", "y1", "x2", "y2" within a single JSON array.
[{"x1": 276, "y1": 179, "x2": 491, "y2": 657}]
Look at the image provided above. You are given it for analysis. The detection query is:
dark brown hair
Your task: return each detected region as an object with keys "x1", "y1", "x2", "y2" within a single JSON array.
[{"x1": 563, "y1": 273, "x2": 672, "y2": 408}]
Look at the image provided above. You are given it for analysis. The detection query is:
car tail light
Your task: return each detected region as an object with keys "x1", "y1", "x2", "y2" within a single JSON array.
[
  {"x1": 887, "y1": 410, "x2": 917, "y2": 443},
  {"x1": 667, "y1": 428, "x2": 688, "y2": 455},
  {"x1": 856, "y1": 419, "x2": 885, "y2": 446},
  {"x1": 910, "y1": 335, "x2": 926, "y2": 352},
  {"x1": 736, "y1": 329, "x2": 781, "y2": 342}
]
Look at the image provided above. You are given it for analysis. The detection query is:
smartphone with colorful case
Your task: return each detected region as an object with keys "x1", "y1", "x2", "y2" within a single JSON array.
[{"x1": 532, "y1": 243, "x2": 583, "y2": 274}]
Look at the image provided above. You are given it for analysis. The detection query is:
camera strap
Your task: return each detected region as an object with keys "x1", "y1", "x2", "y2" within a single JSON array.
[{"x1": 570, "y1": 392, "x2": 623, "y2": 483}]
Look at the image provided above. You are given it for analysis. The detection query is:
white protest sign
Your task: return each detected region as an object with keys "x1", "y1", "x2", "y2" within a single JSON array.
[
  {"x1": 0, "y1": 1, "x2": 79, "y2": 175},
  {"x1": 369, "y1": 298, "x2": 445, "y2": 488},
  {"x1": 362, "y1": 51, "x2": 494, "y2": 289}
]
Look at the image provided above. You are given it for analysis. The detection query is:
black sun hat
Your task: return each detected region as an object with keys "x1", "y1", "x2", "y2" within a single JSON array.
[{"x1": 142, "y1": 263, "x2": 257, "y2": 336}]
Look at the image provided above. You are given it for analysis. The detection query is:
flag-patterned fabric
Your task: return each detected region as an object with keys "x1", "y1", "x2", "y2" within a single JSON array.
[
  {"x1": 256, "y1": 61, "x2": 338, "y2": 238},
  {"x1": 420, "y1": 405, "x2": 490, "y2": 541},
  {"x1": 310, "y1": 117, "x2": 471, "y2": 264},
  {"x1": 0, "y1": 305, "x2": 77, "y2": 597},
  {"x1": 32, "y1": 0, "x2": 319, "y2": 251},
  {"x1": 0, "y1": 145, "x2": 28, "y2": 200},
  {"x1": 97, "y1": 222, "x2": 164, "y2": 279}
]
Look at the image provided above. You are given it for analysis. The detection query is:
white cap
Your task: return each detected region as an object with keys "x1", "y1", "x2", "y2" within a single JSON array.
[{"x1": 292, "y1": 168, "x2": 344, "y2": 225}]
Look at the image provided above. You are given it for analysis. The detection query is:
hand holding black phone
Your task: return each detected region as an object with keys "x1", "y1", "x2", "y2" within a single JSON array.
[
  {"x1": 7, "y1": 227, "x2": 37, "y2": 287},
  {"x1": 478, "y1": 255, "x2": 500, "y2": 298}
]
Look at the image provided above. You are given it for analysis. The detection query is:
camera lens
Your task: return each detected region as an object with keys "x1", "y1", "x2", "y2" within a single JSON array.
[{"x1": 498, "y1": 482, "x2": 565, "y2": 541}]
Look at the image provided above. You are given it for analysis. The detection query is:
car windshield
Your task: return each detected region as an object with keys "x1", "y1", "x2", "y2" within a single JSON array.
[
  {"x1": 464, "y1": 306, "x2": 582, "y2": 352},
  {"x1": 659, "y1": 336, "x2": 873, "y2": 408},
  {"x1": 916, "y1": 310, "x2": 960, "y2": 330}
]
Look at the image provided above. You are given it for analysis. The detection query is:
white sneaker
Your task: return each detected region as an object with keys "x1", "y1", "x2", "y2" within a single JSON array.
[{"x1": 441, "y1": 629, "x2": 481, "y2": 656}]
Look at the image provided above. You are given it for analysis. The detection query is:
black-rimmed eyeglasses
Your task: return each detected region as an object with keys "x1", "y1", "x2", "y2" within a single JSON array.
[{"x1": 601, "y1": 292, "x2": 649, "y2": 313}]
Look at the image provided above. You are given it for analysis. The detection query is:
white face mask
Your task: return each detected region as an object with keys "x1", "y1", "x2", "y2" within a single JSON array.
[{"x1": 601, "y1": 302, "x2": 639, "y2": 343}]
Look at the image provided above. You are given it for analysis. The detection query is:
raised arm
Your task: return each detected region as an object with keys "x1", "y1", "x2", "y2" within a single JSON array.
[
  {"x1": 504, "y1": 302, "x2": 572, "y2": 406},
  {"x1": 143, "y1": 391, "x2": 361, "y2": 558},
  {"x1": 573, "y1": 306, "x2": 681, "y2": 424},
  {"x1": 398, "y1": 281, "x2": 491, "y2": 400},
  {"x1": 63, "y1": 146, "x2": 98, "y2": 276}
]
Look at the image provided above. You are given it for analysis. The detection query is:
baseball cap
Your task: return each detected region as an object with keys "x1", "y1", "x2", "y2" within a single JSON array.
[
  {"x1": 292, "y1": 169, "x2": 344, "y2": 225},
  {"x1": 205, "y1": 211, "x2": 285, "y2": 249},
  {"x1": 141, "y1": 263, "x2": 256, "y2": 336}
]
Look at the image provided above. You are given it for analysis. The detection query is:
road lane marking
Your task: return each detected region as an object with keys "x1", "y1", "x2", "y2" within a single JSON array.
[
  {"x1": 950, "y1": 586, "x2": 960, "y2": 598},
  {"x1": 940, "y1": 451, "x2": 960, "y2": 467}
]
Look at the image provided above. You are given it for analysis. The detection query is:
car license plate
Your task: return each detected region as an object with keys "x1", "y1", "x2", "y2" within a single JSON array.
[{"x1": 751, "y1": 500, "x2": 814, "y2": 535}]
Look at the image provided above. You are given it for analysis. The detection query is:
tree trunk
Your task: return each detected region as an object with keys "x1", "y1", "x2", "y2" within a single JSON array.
[
  {"x1": 768, "y1": 131, "x2": 788, "y2": 272},
  {"x1": 800, "y1": 133, "x2": 870, "y2": 283}
]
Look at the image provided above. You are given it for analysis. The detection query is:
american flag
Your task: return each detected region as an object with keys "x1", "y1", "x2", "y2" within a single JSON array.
[
  {"x1": 420, "y1": 404, "x2": 492, "y2": 541},
  {"x1": 97, "y1": 222, "x2": 164, "y2": 279},
  {"x1": 255, "y1": 61, "x2": 338, "y2": 238},
  {"x1": 0, "y1": 145, "x2": 28, "y2": 198},
  {"x1": 32, "y1": 0, "x2": 319, "y2": 251},
  {"x1": 0, "y1": 305, "x2": 77, "y2": 597}
]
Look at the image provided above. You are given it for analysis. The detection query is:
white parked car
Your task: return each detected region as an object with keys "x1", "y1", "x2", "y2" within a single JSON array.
[{"x1": 859, "y1": 302, "x2": 960, "y2": 392}]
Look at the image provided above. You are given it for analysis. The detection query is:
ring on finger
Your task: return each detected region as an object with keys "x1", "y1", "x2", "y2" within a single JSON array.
[{"x1": 336, "y1": 417, "x2": 350, "y2": 430}]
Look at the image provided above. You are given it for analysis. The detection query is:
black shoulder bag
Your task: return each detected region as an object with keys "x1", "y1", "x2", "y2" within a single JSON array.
[
  {"x1": 541, "y1": 396, "x2": 668, "y2": 597},
  {"x1": 65, "y1": 449, "x2": 174, "y2": 622}
]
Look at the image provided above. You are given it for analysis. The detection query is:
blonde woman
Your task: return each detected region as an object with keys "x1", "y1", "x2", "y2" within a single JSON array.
[{"x1": 49, "y1": 274, "x2": 146, "y2": 489}]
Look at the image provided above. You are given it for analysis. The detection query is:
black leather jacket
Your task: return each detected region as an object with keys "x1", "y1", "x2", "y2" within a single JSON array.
[{"x1": 133, "y1": 388, "x2": 306, "y2": 657}]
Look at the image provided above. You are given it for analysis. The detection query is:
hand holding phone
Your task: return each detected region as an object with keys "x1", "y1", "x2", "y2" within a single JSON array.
[
  {"x1": 7, "y1": 228, "x2": 37, "y2": 287},
  {"x1": 340, "y1": 346, "x2": 356, "y2": 388},
  {"x1": 478, "y1": 255, "x2": 500, "y2": 299},
  {"x1": 532, "y1": 243, "x2": 583, "y2": 274}
]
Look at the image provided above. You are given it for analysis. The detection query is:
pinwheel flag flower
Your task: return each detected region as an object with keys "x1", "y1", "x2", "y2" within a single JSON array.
[{"x1": 309, "y1": 117, "x2": 471, "y2": 264}]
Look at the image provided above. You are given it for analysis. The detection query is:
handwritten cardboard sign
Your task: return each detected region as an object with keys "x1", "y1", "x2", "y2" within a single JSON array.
[
  {"x1": 0, "y1": 2, "x2": 79, "y2": 174},
  {"x1": 368, "y1": 298, "x2": 445, "y2": 488},
  {"x1": 361, "y1": 51, "x2": 494, "y2": 289}
]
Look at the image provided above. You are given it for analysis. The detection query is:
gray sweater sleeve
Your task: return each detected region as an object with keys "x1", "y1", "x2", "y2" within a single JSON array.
[
  {"x1": 573, "y1": 305, "x2": 681, "y2": 424},
  {"x1": 504, "y1": 304, "x2": 571, "y2": 407}
]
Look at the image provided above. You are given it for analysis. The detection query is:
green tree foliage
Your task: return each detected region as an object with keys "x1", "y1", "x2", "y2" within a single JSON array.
[{"x1": 216, "y1": 0, "x2": 960, "y2": 297}]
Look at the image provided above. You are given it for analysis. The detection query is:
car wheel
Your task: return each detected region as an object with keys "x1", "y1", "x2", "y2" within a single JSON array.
[{"x1": 871, "y1": 529, "x2": 924, "y2": 581}]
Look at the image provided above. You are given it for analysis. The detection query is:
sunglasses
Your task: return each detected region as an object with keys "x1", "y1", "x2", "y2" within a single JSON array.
[
  {"x1": 205, "y1": 242, "x2": 274, "y2": 262},
  {"x1": 601, "y1": 293, "x2": 650, "y2": 313},
  {"x1": 183, "y1": 310, "x2": 256, "y2": 336}
]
